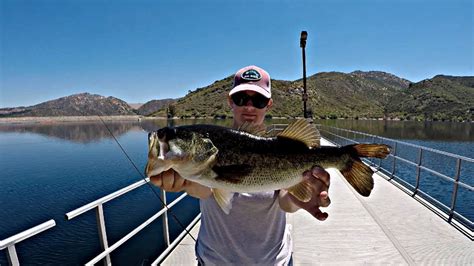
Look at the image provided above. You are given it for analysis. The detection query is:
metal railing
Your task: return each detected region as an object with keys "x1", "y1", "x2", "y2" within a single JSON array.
[
  {"x1": 65, "y1": 178, "x2": 199, "y2": 265},
  {"x1": 317, "y1": 124, "x2": 474, "y2": 236},
  {"x1": 0, "y1": 219, "x2": 56, "y2": 265}
]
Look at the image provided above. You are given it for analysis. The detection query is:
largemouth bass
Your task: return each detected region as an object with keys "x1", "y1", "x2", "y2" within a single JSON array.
[{"x1": 145, "y1": 120, "x2": 391, "y2": 214}]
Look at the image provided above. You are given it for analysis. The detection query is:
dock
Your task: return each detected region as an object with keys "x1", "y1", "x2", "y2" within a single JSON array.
[{"x1": 162, "y1": 139, "x2": 473, "y2": 265}]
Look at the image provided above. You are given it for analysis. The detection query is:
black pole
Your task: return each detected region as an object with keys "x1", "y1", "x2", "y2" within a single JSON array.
[{"x1": 300, "y1": 31, "x2": 308, "y2": 118}]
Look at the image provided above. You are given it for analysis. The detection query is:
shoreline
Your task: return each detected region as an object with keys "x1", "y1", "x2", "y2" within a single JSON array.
[
  {"x1": 0, "y1": 115, "x2": 147, "y2": 124},
  {"x1": 0, "y1": 116, "x2": 471, "y2": 125}
]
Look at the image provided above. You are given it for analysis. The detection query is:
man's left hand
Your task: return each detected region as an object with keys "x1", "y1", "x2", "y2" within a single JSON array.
[{"x1": 279, "y1": 166, "x2": 331, "y2": 221}]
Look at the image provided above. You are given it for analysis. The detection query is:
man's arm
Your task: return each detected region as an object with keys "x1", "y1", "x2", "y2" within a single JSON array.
[
  {"x1": 150, "y1": 169, "x2": 212, "y2": 199},
  {"x1": 278, "y1": 166, "x2": 331, "y2": 221}
]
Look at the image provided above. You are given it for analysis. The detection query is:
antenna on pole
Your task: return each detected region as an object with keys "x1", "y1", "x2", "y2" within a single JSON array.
[{"x1": 300, "y1": 31, "x2": 308, "y2": 118}]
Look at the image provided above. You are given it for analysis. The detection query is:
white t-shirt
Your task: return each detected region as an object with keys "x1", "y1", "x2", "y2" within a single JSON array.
[{"x1": 196, "y1": 191, "x2": 293, "y2": 265}]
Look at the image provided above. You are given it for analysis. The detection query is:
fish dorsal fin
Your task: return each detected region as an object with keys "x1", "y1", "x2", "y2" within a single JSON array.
[
  {"x1": 212, "y1": 188, "x2": 235, "y2": 214},
  {"x1": 277, "y1": 119, "x2": 320, "y2": 148},
  {"x1": 237, "y1": 122, "x2": 266, "y2": 137},
  {"x1": 287, "y1": 180, "x2": 313, "y2": 202}
]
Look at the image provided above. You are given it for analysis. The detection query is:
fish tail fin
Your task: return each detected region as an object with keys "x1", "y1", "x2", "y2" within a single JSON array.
[
  {"x1": 351, "y1": 144, "x2": 391, "y2": 159},
  {"x1": 340, "y1": 144, "x2": 391, "y2": 197}
]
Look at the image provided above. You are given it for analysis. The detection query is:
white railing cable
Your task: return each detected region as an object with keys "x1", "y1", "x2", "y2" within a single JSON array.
[
  {"x1": 0, "y1": 219, "x2": 56, "y2": 266},
  {"x1": 317, "y1": 124, "x2": 473, "y2": 233},
  {"x1": 85, "y1": 193, "x2": 188, "y2": 266},
  {"x1": 151, "y1": 213, "x2": 202, "y2": 266},
  {"x1": 66, "y1": 178, "x2": 150, "y2": 220}
]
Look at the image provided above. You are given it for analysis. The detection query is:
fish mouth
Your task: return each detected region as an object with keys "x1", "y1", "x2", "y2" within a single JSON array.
[{"x1": 156, "y1": 127, "x2": 176, "y2": 160}]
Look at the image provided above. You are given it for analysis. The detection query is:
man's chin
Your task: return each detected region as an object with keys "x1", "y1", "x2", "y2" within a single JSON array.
[{"x1": 242, "y1": 115, "x2": 256, "y2": 122}]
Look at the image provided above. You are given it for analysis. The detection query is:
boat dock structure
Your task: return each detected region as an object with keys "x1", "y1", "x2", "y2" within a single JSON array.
[{"x1": 1, "y1": 127, "x2": 472, "y2": 265}]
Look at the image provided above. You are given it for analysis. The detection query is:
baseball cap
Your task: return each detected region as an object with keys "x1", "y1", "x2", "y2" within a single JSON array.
[{"x1": 229, "y1": 65, "x2": 271, "y2": 98}]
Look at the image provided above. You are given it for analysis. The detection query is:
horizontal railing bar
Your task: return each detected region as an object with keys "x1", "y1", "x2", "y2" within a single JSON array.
[
  {"x1": 416, "y1": 189, "x2": 451, "y2": 212},
  {"x1": 395, "y1": 176, "x2": 416, "y2": 191},
  {"x1": 457, "y1": 182, "x2": 474, "y2": 191},
  {"x1": 419, "y1": 166, "x2": 454, "y2": 183},
  {"x1": 66, "y1": 178, "x2": 150, "y2": 220},
  {"x1": 320, "y1": 125, "x2": 474, "y2": 162},
  {"x1": 151, "y1": 213, "x2": 202, "y2": 266},
  {"x1": 320, "y1": 130, "x2": 358, "y2": 145},
  {"x1": 85, "y1": 193, "x2": 188, "y2": 266},
  {"x1": 0, "y1": 220, "x2": 56, "y2": 250},
  {"x1": 392, "y1": 156, "x2": 418, "y2": 167},
  {"x1": 453, "y1": 210, "x2": 474, "y2": 227}
]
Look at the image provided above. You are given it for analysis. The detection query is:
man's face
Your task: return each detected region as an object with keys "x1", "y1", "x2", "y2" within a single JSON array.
[{"x1": 228, "y1": 90, "x2": 273, "y2": 127}]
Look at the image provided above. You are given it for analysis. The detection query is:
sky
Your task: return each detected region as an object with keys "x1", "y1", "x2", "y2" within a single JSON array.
[{"x1": 1, "y1": 0, "x2": 472, "y2": 108}]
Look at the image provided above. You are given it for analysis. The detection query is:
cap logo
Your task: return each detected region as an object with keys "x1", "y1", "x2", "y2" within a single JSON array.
[{"x1": 241, "y1": 69, "x2": 261, "y2": 81}]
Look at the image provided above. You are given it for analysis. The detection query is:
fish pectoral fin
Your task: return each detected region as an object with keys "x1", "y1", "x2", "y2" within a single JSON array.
[
  {"x1": 287, "y1": 180, "x2": 313, "y2": 202},
  {"x1": 212, "y1": 188, "x2": 235, "y2": 214},
  {"x1": 212, "y1": 164, "x2": 254, "y2": 184},
  {"x1": 277, "y1": 119, "x2": 321, "y2": 148}
]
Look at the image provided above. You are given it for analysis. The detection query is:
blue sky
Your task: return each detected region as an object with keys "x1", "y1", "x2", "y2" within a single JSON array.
[{"x1": 1, "y1": 0, "x2": 472, "y2": 108}]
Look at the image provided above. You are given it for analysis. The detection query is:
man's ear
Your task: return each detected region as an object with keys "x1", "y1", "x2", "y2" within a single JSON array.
[
  {"x1": 227, "y1": 95, "x2": 234, "y2": 108},
  {"x1": 266, "y1": 98, "x2": 273, "y2": 109}
]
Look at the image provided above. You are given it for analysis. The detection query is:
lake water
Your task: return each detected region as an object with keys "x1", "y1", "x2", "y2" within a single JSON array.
[{"x1": 0, "y1": 119, "x2": 472, "y2": 265}]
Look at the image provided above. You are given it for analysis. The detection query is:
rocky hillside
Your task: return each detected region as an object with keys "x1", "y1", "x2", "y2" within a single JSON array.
[
  {"x1": 149, "y1": 71, "x2": 472, "y2": 121},
  {"x1": 149, "y1": 71, "x2": 410, "y2": 119},
  {"x1": 1, "y1": 71, "x2": 472, "y2": 121},
  {"x1": 0, "y1": 93, "x2": 136, "y2": 117},
  {"x1": 386, "y1": 76, "x2": 473, "y2": 121},
  {"x1": 137, "y1": 99, "x2": 176, "y2": 116}
]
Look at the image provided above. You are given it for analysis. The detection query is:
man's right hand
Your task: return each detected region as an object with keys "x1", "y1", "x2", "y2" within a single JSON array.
[
  {"x1": 150, "y1": 169, "x2": 212, "y2": 199},
  {"x1": 150, "y1": 169, "x2": 187, "y2": 192}
]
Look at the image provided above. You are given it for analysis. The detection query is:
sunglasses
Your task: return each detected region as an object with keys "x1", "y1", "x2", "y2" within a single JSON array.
[{"x1": 231, "y1": 92, "x2": 270, "y2": 109}]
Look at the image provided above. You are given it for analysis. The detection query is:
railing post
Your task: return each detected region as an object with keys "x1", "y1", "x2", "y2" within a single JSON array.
[
  {"x1": 96, "y1": 204, "x2": 112, "y2": 266},
  {"x1": 390, "y1": 142, "x2": 398, "y2": 180},
  {"x1": 413, "y1": 148, "x2": 423, "y2": 196},
  {"x1": 160, "y1": 190, "x2": 171, "y2": 246},
  {"x1": 448, "y1": 159, "x2": 462, "y2": 223},
  {"x1": 6, "y1": 245, "x2": 20, "y2": 266}
]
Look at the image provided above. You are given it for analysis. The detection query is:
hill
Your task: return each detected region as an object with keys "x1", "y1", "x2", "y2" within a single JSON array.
[
  {"x1": 149, "y1": 71, "x2": 410, "y2": 119},
  {"x1": 0, "y1": 93, "x2": 136, "y2": 117},
  {"x1": 1, "y1": 72, "x2": 472, "y2": 122},
  {"x1": 386, "y1": 76, "x2": 473, "y2": 121},
  {"x1": 137, "y1": 99, "x2": 176, "y2": 116}
]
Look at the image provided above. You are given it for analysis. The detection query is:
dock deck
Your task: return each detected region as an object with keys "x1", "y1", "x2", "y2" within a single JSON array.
[{"x1": 162, "y1": 140, "x2": 473, "y2": 265}]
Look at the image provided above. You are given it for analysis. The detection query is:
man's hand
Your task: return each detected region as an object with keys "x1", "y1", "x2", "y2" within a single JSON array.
[
  {"x1": 279, "y1": 166, "x2": 331, "y2": 221},
  {"x1": 150, "y1": 169, "x2": 187, "y2": 192},
  {"x1": 150, "y1": 169, "x2": 212, "y2": 199}
]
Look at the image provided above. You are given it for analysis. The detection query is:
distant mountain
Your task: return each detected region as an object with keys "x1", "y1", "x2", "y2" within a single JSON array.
[
  {"x1": 137, "y1": 99, "x2": 176, "y2": 116},
  {"x1": 149, "y1": 71, "x2": 410, "y2": 119},
  {"x1": 431, "y1": 75, "x2": 474, "y2": 88},
  {"x1": 350, "y1": 71, "x2": 411, "y2": 90},
  {"x1": 147, "y1": 71, "x2": 472, "y2": 121},
  {"x1": 1, "y1": 72, "x2": 472, "y2": 122},
  {"x1": 0, "y1": 93, "x2": 136, "y2": 117},
  {"x1": 386, "y1": 75, "x2": 474, "y2": 121},
  {"x1": 128, "y1": 103, "x2": 144, "y2": 109}
]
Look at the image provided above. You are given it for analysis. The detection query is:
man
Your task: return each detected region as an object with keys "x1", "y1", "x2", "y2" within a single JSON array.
[{"x1": 151, "y1": 65, "x2": 330, "y2": 265}]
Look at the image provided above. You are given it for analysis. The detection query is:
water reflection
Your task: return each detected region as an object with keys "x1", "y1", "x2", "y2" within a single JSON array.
[
  {"x1": 0, "y1": 119, "x2": 472, "y2": 143},
  {"x1": 0, "y1": 122, "x2": 142, "y2": 143}
]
